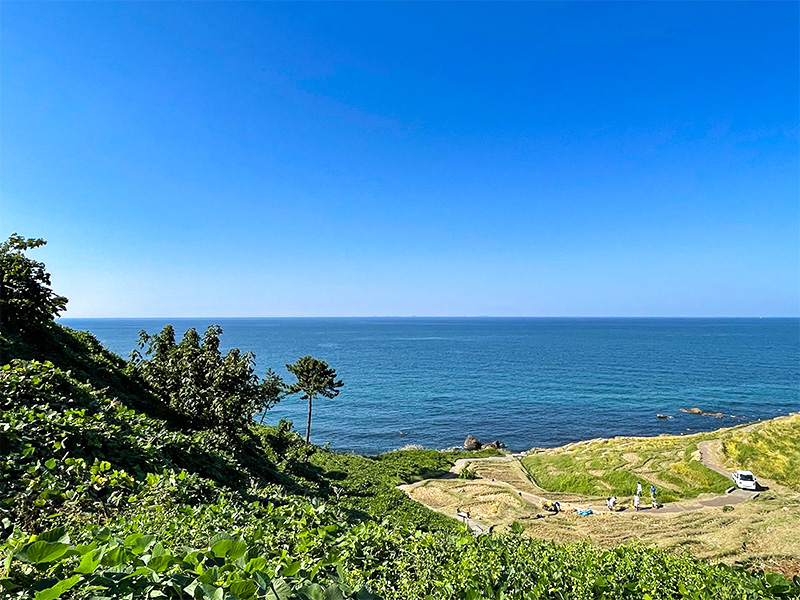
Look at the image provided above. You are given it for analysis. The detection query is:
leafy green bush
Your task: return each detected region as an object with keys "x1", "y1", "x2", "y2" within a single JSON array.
[
  {"x1": 0, "y1": 234, "x2": 67, "y2": 336},
  {"x1": 130, "y1": 324, "x2": 284, "y2": 436},
  {"x1": 1, "y1": 518, "x2": 383, "y2": 600},
  {"x1": 459, "y1": 467, "x2": 479, "y2": 480}
]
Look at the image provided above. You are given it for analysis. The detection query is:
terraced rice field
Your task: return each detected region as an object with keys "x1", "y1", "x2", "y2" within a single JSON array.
[
  {"x1": 521, "y1": 431, "x2": 737, "y2": 502},
  {"x1": 402, "y1": 414, "x2": 800, "y2": 576}
]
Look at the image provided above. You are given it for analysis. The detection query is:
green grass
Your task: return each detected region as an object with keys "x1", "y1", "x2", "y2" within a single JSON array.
[
  {"x1": 519, "y1": 415, "x2": 800, "y2": 502},
  {"x1": 721, "y1": 414, "x2": 800, "y2": 491},
  {"x1": 521, "y1": 434, "x2": 733, "y2": 502}
]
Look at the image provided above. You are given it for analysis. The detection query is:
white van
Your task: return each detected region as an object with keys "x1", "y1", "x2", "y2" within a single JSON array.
[{"x1": 732, "y1": 470, "x2": 758, "y2": 490}]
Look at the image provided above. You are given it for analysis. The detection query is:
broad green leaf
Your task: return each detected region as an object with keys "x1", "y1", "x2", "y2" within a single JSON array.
[
  {"x1": 130, "y1": 535, "x2": 156, "y2": 555},
  {"x1": 323, "y1": 584, "x2": 345, "y2": 600},
  {"x1": 148, "y1": 554, "x2": 174, "y2": 573},
  {"x1": 101, "y1": 545, "x2": 126, "y2": 567},
  {"x1": 208, "y1": 533, "x2": 232, "y2": 547},
  {"x1": 200, "y1": 583, "x2": 224, "y2": 600},
  {"x1": 181, "y1": 549, "x2": 201, "y2": 567},
  {"x1": 183, "y1": 582, "x2": 200, "y2": 598},
  {"x1": 25, "y1": 541, "x2": 70, "y2": 564},
  {"x1": 282, "y1": 561, "x2": 301, "y2": 577},
  {"x1": 38, "y1": 528, "x2": 68, "y2": 543},
  {"x1": 211, "y1": 539, "x2": 235, "y2": 559},
  {"x1": 245, "y1": 557, "x2": 267, "y2": 574},
  {"x1": 298, "y1": 583, "x2": 325, "y2": 600},
  {"x1": 74, "y1": 550, "x2": 102, "y2": 574},
  {"x1": 265, "y1": 578, "x2": 292, "y2": 600},
  {"x1": 227, "y1": 539, "x2": 247, "y2": 560},
  {"x1": 230, "y1": 579, "x2": 258, "y2": 598},
  {"x1": 209, "y1": 537, "x2": 246, "y2": 560},
  {"x1": 33, "y1": 575, "x2": 81, "y2": 600},
  {"x1": 199, "y1": 566, "x2": 220, "y2": 584}
]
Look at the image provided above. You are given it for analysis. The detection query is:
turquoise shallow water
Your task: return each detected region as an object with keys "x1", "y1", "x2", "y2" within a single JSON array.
[{"x1": 59, "y1": 318, "x2": 799, "y2": 455}]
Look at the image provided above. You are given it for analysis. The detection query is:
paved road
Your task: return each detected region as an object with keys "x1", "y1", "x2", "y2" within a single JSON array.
[{"x1": 697, "y1": 440, "x2": 732, "y2": 478}]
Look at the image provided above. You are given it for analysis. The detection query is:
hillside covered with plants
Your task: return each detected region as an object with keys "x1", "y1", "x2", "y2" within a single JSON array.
[{"x1": 1, "y1": 235, "x2": 798, "y2": 599}]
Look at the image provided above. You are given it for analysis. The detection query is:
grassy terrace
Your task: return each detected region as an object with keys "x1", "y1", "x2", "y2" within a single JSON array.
[
  {"x1": 403, "y1": 418, "x2": 800, "y2": 576},
  {"x1": 519, "y1": 413, "x2": 800, "y2": 502},
  {"x1": 520, "y1": 431, "x2": 734, "y2": 503},
  {"x1": 720, "y1": 414, "x2": 800, "y2": 492}
]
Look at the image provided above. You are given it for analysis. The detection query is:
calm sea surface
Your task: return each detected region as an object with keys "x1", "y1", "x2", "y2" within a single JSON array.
[{"x1": 58, "y1": 318, "x2": 799, "y2": 455}]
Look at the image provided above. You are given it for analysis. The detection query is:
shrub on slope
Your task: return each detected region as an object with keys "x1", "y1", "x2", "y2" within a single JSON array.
[{"x1": 0, "y1": 359, "x2": 260, "y2": 531}]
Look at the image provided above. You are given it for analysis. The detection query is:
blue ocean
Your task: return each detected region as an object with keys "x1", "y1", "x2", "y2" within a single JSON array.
[{"x1": 58, "y1": 318, "x2": 799, "y2": 455}]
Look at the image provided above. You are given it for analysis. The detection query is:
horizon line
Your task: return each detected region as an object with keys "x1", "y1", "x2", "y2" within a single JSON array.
[{"x1": 57, "y1": 315, "x2": 800, "y2": 320}]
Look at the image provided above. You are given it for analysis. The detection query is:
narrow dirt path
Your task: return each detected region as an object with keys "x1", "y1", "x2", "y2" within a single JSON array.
[
  {"x1": 696, "y1": 421, "x2": 759, "y2": 477},
  {"x1": 697, "y1": 422, "x2": 784, "y2": 495},
  {"x1": 697, "y1": 440, "x2": 733, "y2": 478}
]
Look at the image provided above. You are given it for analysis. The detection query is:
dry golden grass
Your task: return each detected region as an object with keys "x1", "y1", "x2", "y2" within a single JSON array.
[
  {"x1": 407, "y1": 475, "x2": 800, "y2": 575},
  {"x1": 407, "y1": 485, "x2": 457, "y2": 509},
  {"x1": 453, "y1": 483, "x2": 503, "y2": 495}
]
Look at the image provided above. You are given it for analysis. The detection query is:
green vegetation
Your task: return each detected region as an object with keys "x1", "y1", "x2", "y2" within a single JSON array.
[
  {"x1": 0, "y1": 234, "x2": 67, "y2": 333},
  {"x1": 131, "y1": 324, "x2": 284, "y2": 436},
  {"x1": 285, "y1": 356, "x2": 343, "y2": 445},
  {"x1": 721, "y1": 414, "x2": 800, "y2": 491},
  {"x1": 521, "y1": 433, "x2": 734, "y2": 503},
  {"x1": 519, "y1": 415, "x2": 800, "y2": 503},
  {"x1": 459, "y1": 466, "x2": 479, "y2": 480},
  {"x1": 1, "y1": 235, "x2": 799, "y2": 599}
]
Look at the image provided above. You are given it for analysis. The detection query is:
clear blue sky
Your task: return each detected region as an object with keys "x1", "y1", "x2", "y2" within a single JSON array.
[{"x1": 2, "y1": 2, "x2": 798, "y2": 317}]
